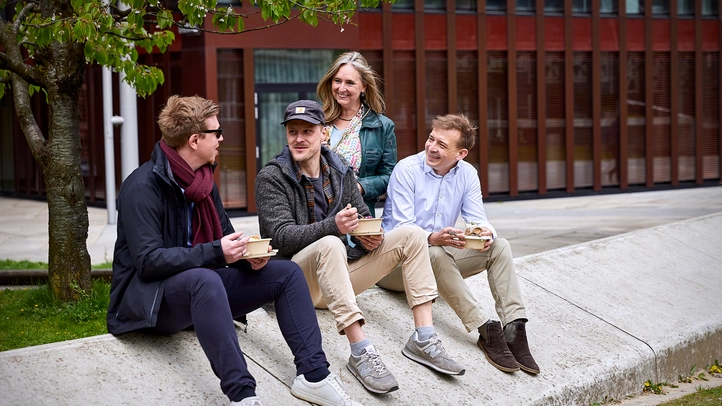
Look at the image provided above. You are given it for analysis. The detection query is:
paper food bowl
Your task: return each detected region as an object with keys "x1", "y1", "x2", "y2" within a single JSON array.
[
  {"x1": 355, "y1": 218, "x2": 382, "y2": 234},
  {"x1": 464, "y1": 235, "x2": 490, "y2": 250},
  {"x1": 247, "y1": 238, "x2": 272, "y2": 255}
]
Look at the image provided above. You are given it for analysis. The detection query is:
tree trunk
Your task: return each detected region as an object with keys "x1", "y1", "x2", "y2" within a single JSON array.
[{"x1": 36, "y1": 35, "x2": 92, "y2": 301}]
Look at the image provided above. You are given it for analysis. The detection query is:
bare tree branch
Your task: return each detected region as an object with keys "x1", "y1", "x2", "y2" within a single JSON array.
[
  {"x1": 0, "y1": 76, "x2": 11, "y2": 84},
  {"x1": 10, "y1": 72, "x2": 48, "y2": 165},
  {"x1": 0, "y1": 20, "x2": 44, "y2": 87},
  {"x1": 13, "y1": 2, "x2": 37, "y2": 33}
]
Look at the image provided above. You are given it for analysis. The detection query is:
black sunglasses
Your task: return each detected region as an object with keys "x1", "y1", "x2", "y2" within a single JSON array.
[{"x1": 199, "y1": 128, "x2": 223, "y2": 139}]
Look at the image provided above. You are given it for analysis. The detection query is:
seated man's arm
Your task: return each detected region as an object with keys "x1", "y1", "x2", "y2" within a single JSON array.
[
  {"x1": 255, "y1": 168, "x2": 342, "y2": 258},
  {"x1": 383, "y1": 160, "x2": 424, "y2": 232},
  {"x1": 459, "y1": 169, "x2": 497, "y2": 239},
  {"x1": 120, "y1": 182, "x2": 227, "y2": 281}
]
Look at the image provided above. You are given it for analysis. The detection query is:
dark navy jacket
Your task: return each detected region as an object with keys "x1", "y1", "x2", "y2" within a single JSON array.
[{"x1": 107, "y1": 142, "x2": 233, "y2": 335}]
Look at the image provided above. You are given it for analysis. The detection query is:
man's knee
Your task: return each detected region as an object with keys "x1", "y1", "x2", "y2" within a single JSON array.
[
  {"x1": 398, "y1": 224, "x2": 427, "y2": 245},
  {"x1": 182, "y1": 268, "x2": 224, "y2": 295},
  {"x1": 491, "y1": 237, "x2": 512, "y2": 257}
]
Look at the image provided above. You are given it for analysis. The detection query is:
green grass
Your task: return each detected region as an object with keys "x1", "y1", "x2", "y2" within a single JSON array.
[
  {"x1": 656, "y1": 385, "x2": 722, "y2": 406},
  {"x1": 0, "y1": 280, "x2": 110, "y2": 351},
  {"x1": 0, "y1": 259, "x2": 112, "y2": 270}
]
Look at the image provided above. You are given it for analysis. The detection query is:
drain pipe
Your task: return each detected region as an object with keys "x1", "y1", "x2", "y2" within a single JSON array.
[
  {"x1": 102, "y1": 68, "x2": 124, "y2": 225},
  {"x1": 118, "y1": 1, "x2": 139, "y2": 181}
]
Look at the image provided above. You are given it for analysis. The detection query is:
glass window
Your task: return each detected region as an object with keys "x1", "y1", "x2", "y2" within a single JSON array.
[
  {"x1": 424, "y1": 0, "x2": 445, "y2": 11},
  {"x1": 545, "y1": 0, "x2": 564, "y2": 13},
  {"x1": 677, "y1": 0, "x2": 694, "y2": 15},
  {"x1": 600, "y1": 0, "x2": 618, "y2": 14},
  {"x1": 517, "y1": 0, "x2": 535, "y2": 12},
  {"x1": 393, "y1": 0, "x2": 414, "y2": 10},
  {"x1": 702, "y1": 0, "x2": 719, "y2": 16},
  {"x1": 573, "y1": 0, "x2": 592, "y2": 14},
  {"x1": 456, "y1": 0, "x2": 477, "y2": 12},
  {"x1": 652, "y1": 0, "x2": 669, "y2": 15},
  {"x1": 487, "y1": 0, "x2": 506, "y2": 12},
  {"x1": 627, "y1": 0, "x2": 643, "y2": 15}
]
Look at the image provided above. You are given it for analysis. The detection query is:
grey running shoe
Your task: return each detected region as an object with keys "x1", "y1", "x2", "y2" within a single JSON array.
[
  {"x1": 346, "y1": 345, "x2": 399, "y2": 394},
  {"x1": 402, "y1": 332, "x2": 465, "y2": 375}
]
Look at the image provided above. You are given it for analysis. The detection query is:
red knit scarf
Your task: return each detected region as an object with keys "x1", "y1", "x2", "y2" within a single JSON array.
[{"x1": 160, "y1": 140, "x2": 223, "y2": 246}]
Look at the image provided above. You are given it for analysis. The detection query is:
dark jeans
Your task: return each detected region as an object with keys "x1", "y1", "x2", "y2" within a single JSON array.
[{"x1": 148, "y1": 260, "x2": 328, "y2": 401}]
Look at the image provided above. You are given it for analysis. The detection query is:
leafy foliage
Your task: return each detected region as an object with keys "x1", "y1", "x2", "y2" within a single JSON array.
[{"x1": 1, "y1": 0, "x2": 385, "y2": 97}]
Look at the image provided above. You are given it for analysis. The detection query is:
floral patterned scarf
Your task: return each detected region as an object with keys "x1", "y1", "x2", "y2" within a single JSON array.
[{"x1": 328, "y1": 105, "x2": 364, "y2": 174}]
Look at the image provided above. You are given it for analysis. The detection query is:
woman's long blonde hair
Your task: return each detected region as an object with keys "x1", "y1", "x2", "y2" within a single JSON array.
[{"x1": 317, "y1": 51, "x2": 385, "y2": 123}]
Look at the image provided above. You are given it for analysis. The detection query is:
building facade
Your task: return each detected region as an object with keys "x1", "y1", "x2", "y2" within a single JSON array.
[{"x1": 1, "y1": 0, "x2": 720, "y2": 213}]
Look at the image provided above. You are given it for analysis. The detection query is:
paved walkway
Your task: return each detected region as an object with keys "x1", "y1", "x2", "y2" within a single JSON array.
[{"x1": 1, "y1": 186, "x2": 721, "y2": 264}]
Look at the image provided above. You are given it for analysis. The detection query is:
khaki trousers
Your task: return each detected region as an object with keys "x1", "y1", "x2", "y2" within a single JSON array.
[
  {"x1": 291, "y1": 225, "x2": 438, "y2": 334},
  {"x1": 377, "y1": 237, "x2": 527, "y2": 333}
]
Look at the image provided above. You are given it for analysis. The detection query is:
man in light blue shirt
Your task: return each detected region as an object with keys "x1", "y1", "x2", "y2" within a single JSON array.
[{"x1": 380, "y1": 113, "x2": 539, "y2": 375}]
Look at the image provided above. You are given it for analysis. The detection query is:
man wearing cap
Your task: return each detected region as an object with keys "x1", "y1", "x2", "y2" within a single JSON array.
[
  {"x1": 254, "y1": 100, "x2": 465, "y2": 395},
  {"x1": 107, "y1": 95, "x2": 358, "y2": 406}
]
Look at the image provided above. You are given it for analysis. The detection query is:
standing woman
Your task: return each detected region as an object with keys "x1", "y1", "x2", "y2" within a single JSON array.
[{"x1": 317, "y1": 51, "x2": 397, "y2": 217}]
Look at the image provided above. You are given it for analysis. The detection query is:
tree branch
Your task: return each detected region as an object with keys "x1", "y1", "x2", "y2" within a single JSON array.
[
  {"x1": 10, "y1": 72, "x2": 48, "y2": 165},
  {"x1": 0, "y1": 76, "x2": 11, "y2": 84},
  {"x1": 14, "y1": 2, "x2": 37, "y2": 33},
  {"x1": 0, "y1": 20, "x2": 44, "y2": 87}
]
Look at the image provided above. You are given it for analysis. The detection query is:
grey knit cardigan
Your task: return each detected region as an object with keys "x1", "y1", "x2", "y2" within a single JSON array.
[{"x1": 254, "y1": 145, "x2": 372, "y2": 261}]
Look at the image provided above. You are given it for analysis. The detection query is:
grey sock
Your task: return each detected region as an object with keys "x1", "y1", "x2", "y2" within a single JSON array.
[
  {"x1": 415, "y1": 325, "x2": 436, "y2": 342},
  {"x1": 350, "y1": 338, "x2": 372, "y2": 356},
  {"x1": 503, "y1": 320, "x2": 524, "y2": 343}
]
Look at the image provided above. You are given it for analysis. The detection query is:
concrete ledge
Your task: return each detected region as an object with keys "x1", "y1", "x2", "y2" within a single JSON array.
[
  {"x1": 1, "y1": 213, "x2": 720, "y2": 405},
  {"x1": 0, "y1": 269, "x2": 112, "y2": 285}
]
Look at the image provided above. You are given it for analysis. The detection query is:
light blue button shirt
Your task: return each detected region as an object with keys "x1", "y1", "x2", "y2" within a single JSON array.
[{"x1": 381, "y1": 151, "x2": 497, "y2": 239}]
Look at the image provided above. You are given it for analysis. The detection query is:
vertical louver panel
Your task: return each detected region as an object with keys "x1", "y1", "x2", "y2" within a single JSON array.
[
  {"x1": 574, "y1": 52, "x2": 593, "y2": 188},
  {"x1": 678, "y1": 52, "x2": 696, "y2": 182},
  {"x1": 702, "y1": 52, "x2": 720, "y2": 179},
  {"x1": 600, "y1": 52, "x2": 620, "y2": 187},
  {"x1": 627, "y1": 51, "x2": 646, "y2": 185},
  {"x1": 363, "y1": 50, "x2": 385, "y2": 99},
  {"x1": 216, "y1": 50, "x2": 247, "y2": 209},
  {"x1": 426, "y1": 51, "x2": 449, "y2": 137},
  {"x1": 517, "y1": 51, "x2": 538, "y2": 192},
  {"x1": 487, "y1": 51, "x2": 509, "y2": 194},
  {"x1": 546, "y1": 51, "x2": 566, "y2": 190},
  {"x1": 652, "y1": 52, "x2": 671, "y2": 183},
  {"x1": 393, "y1": 50, "x2": 417, "y2": 161},
  {"x1": 457, "y1": 50, "x2": 480, "y2": 169}
]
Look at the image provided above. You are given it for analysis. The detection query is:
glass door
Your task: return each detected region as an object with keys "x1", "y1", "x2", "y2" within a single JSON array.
[{"x1": 255, "y1": 85, "x2": 318, "y2": 172}]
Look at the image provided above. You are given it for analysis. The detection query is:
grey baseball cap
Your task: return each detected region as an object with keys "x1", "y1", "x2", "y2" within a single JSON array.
[{"x1": 281, "y1": 100, "x2": 325, "y2": 125}]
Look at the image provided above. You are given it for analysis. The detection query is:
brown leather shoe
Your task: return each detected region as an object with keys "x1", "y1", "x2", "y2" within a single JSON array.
[
  {"x1": 477, "y1": 321, "x2": 520, "y2": 373},
  {"x1": 504, "y1": 321, "x2": 540, "y2": 374}
]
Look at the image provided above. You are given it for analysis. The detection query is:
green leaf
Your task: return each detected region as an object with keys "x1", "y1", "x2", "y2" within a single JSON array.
[
  {"x1": 0, "y1": 83, "x2": 5, "y2": 100},
  {"x1": 70, "y1": 0, "x2": 84, "y2": 11}
]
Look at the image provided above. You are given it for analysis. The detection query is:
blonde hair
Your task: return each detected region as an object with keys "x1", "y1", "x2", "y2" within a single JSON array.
[
  {"x1": 157, "y1": 95, "x2": 219, "y2": 148},
  {"x1": 432, "y1": 114, "x2": 478, "y2": 150},
  {"x1": 317, "y1": 51, "x2": 385, "y2": 122}
]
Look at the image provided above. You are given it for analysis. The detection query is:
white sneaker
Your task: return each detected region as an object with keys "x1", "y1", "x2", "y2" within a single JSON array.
[
  {"x1": 291, "y1": 372, "x2": 362, "y2": 406},
  {"x1": 230, "y1": 396, "x2": 263, "y2": 406}
]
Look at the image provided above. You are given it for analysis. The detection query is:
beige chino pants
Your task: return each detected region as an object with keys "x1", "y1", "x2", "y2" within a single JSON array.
[
  {"x1": 291, "y1": 225, "x2": 438, "y2": 334},
  {"x1": 377, "y1": 237, "x2": 527, "y2": 333}
]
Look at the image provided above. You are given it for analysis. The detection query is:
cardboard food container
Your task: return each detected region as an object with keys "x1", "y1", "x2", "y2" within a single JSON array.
[
  {"x1": 464, "y1": 235, "x2": 490, "y2": 249},
  {"x1": 246, "y1": 238, "x2": 272, "y2": 255},
  {"x1": 353, "y1": 218, "x2": 383, "y2": 234}
]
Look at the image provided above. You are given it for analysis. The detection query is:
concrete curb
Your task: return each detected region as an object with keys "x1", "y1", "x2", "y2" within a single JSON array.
[
  {"x1": 1, "y1": 213, "x2": 721, "y2": 405},
  {"x1": 0, "y1": 269, "x2": 112, "y2": 285}
]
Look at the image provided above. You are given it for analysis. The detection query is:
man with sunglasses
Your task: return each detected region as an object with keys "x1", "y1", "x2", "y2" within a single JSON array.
[{"x1": 107, "y1": 95, "x2": 357, "y2": 406}]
